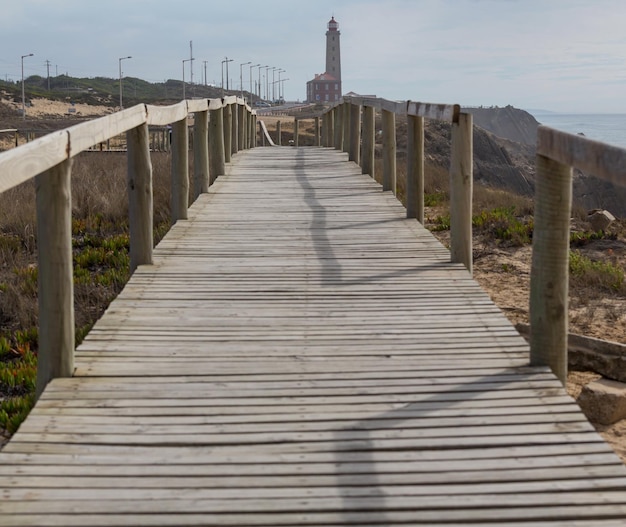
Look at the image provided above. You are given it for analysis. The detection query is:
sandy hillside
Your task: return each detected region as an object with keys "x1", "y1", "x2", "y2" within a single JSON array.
[{"x1": 2, "y1": 97, "x2": 113, "y2": 119}]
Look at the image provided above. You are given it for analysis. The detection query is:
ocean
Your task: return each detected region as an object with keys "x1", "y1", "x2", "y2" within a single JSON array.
[{"x1": 529, "y1": 111, "x2": 626, "y2": 149}]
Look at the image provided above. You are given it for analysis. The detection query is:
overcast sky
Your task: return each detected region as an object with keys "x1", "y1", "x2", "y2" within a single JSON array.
[{"x1": 1, "y1": 0, "x2": 625, "y2": 113}]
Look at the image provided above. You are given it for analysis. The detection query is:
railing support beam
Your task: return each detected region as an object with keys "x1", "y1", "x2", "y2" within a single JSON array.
[
  {"x1": 530, "y1": 154, "x2": 573, "y2": 385},
  {"x1": 223, "y1": 104, "x2": 232, "y2": 163},
  {"x1": 382, "y1": 109, "x2": 396, "y2": 192},
  {"x1": 35, "y1": 158, "x2": 74, "y2": 398},
  {"x1": 450, "y1": 113, "x2": 473, "y2": 274},
  {"x1": 333, "y1": 106, "x2": 343, "y2": 150},
  {"x1": 349, "y1": 103, "x2": 361, "y2": 164},
  {"x1": 171, "y1": 118, "x2": 189, "y2": 222},
  {"x1": 193, "y1": 110, "x2": 210, "y2": 197},
  {"x1": 127, "y1": 123, "x2": 154, "y2": 273},
  {"x1": 209, "y1": 107, "x2": 225, "y2": 184},
  {"x1": 361, "y1": 105, "x2": 375, "y2": 178},
  {"x1": 407, "y1": 114, "x2": 424, "y2": 222}
]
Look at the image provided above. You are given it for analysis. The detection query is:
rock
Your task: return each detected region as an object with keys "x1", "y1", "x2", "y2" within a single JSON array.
[
  {"x1": 578, "y1": 378, "x2": 626, "y2": 425},
  {"x1": 587, "y1": 209, "x2": 615, "y2": 231}
]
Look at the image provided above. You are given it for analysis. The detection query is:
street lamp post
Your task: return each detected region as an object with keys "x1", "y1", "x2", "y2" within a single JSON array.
[
  {"x1": 183, "y1": 58, "x2": 193, "y2": 100},
  {"x1": 239, "y1": 61, "x2": 251, "y2": 99},
  {"x1": 21, "y1": 53, "x2": 34, "y2": 120},
  {"x1": 225, "y1": 57, "x2": 233, "y2": 91},
  {"x1": 271, "y1": 67, "x2": 278, "y2": 102},
  {"x1": 249, "y1": 63, "x2": 260, "y2": 101},
  {"x1": 259, "y1": 65, "x2": 267, "y2": 101},
  {"x1": 280, "y1": 78, "x2": 289, "y2": 102},
  {"x1": 277, "y1": 69, "x2": 285, "y2": 102},
  {"x1": 118, "y1": 56, "x2": 132, "y2": 110},
  {"x1": 265, "y1": 66, "x2": 272, "y2": 101}
]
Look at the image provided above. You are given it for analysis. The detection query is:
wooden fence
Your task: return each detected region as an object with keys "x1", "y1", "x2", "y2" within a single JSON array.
[
  {"x1": 0, "y1": 95, "x2": 256, "y2": 397},
  {"x1": 532, "y1": 127, "x2": 626, "y2": 383},
  {"x1": 319, "y1": 96, "x2": 473, "y2": 274},
  {"x1": 313, "y1": 96, "x2": 626, "y2": 385}
]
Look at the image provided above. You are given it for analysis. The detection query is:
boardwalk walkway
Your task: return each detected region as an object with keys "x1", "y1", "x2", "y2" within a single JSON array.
[{"x1": 1, "y1": 147, "x2": 626, "y2": 525}]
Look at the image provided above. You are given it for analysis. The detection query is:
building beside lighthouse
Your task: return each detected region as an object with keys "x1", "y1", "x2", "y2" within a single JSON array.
[{"x1": 306, "y1": 16, "x2": 342, "y2": 103}]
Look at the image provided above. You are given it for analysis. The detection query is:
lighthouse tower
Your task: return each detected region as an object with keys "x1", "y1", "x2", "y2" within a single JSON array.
[
  {"x1": 325, "y1": 16, "x2": 341, "y2": 81},
  {"x1": 306, "y1": 17, "x2": 343, "y2": 103}
]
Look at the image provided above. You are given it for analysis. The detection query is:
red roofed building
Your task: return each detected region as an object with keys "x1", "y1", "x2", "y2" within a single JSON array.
[{"x1": 306, "y1": 17, "x2": 342, "y2": 103}]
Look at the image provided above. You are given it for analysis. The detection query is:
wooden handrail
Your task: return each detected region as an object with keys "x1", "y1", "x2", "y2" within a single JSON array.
[
  {"x1": 319, "y1": 96, "x2": 473, "y2": 274},
  {"x1": 0, "y1": 96, "x2": 255, "y2": 397},
  {"x1": 530, "y1": 126, "x2": 626, "y2": 384}
]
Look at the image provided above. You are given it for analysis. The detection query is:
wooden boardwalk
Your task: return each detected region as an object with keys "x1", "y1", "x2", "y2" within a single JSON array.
[{"x1": 1, "y1": 147, "x2": 626, "y2": 525}]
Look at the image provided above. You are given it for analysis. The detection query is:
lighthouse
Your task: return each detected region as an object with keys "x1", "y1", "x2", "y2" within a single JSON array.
[{"x1": 306, "y1": 17, "x2": 343, "y2": 103}]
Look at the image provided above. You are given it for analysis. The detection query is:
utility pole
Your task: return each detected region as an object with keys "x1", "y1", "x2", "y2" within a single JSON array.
[
  {"x1": 203, "y1": 60, "x2": 208, "y2": 86},
  {"x1": 45, "y1": 60, "x2": 51, "y2": 90}
]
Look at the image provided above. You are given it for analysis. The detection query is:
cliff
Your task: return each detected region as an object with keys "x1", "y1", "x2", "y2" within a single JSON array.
[{"x1": 462, "y1": 105, "x2": 540, "y2": 146}]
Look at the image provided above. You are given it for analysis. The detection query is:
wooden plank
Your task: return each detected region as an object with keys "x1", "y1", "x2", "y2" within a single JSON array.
[
  {"x1": 407, "y1": 100, "x2": 460, "y2": 122},
  {"x1": 537, "y1": 125, "x2": 626, "y2": 187},
  {"x1": 68, "y1": 104, "x2": 147, "y2": 153},
  {"x1": 0, "y1": 130, "x2": 67, "y2": 192},
  {"x1": 145, "y1": 101, "x2": 188, "y2": 126}
]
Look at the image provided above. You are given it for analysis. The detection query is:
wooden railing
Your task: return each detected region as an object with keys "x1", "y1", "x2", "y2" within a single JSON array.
[
  {"x1": 531, "y1": 128, "x2": 626, "y2": 383},
  {"x1": 315, "y1": 96, "x2": 626, "y2": 385},
  {"x1": 318, "y1": 96, "x2": 474, "y2": 274},
  {"x1": 0, "y1": 96, "x2": 256, "y2": 397}
]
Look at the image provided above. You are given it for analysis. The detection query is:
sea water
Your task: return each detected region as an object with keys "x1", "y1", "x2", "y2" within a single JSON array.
[{"x1": 529, "y1": 111, "x2": 626, "y2": 149}]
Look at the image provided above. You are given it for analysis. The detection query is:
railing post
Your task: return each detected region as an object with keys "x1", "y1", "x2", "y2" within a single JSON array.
[
  {"x1": 314, "y1": 116, "x2": 321, "y2": 147},
  {"x1": 529, "y1": 154, "x2": 573, "y2": 385},
  {"x1": 277, "y1": 121, "x2": 282, "y2": 146},
  {"x1": 252, "y1": 114, "x2": 258, "y2": 147},
  {"x1": 223, "y1": 103, "x2": 232, "y2": 163},
  {"x1": 407, "y1": 114, "x2": 425, "y2": 222},
  {"x1": 382, "y1": 108, "x2": 396, "y2": 192},
  {"x1": 209, "y1": 106, "x2": 225, "y2": 185},
  {"x1": 193, "y1": 110, "x2": 210, "y2": 197},
  {"x1": 325, "y1": 110, "x2": 334, "y2": 147},
  {"x1": 349, "y1": 103, "x2": 361, "y2": 164},
  {"x1": 362, "y1": 105, "x2": 375, "y2": 179},
  {"x1": 231, "y1": 103, "x2": 239, "y2": 156},
  {"x1": 35, "y1": 158, "x2": 74, "y2": 398},
  {"x1": 294, "y1": 119, "x2": 299, "y2": 147},
  {"x1": 238, "y1": 104, "x2": 245, "y2": 152},
  {"x1": 127, "y1": 123, "x2": 153, "y2": 273},
  {"x1": 450, "y1": 112, "x2": 473, "y2": 274},
  {"x1": 342, "y1": 103, "x2": 350, "y2": 154},
  {"x1": 334, "y1": 106, "x2": 343, "y2": 150},
  {"x1": 171, "y1": 117, "x2": 189, "y2": 222}
]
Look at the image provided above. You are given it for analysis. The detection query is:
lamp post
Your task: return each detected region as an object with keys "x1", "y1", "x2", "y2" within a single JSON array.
[
  {"x1": 225, "y1": 57, "x2": 233, "y2": 91},
  {"x1": 259, "y1": 65, "x2": 267, "y2": 101},
  {"x1": 239, "y1": 61, "x2": 251, "y2": 98},
  {"x1": 272, "y1": 68, "x2": 285, "y2": 100},
  {"x1": 249, "y1": 63, "x2": 260, "y2": 101},
  {"x1": 21, "y1": 53, "x2": 34, "y2": 120},
  {"x1": 221, "y1": 57, "x2": 233, "y2": 96},
  {"x1": 271, "y1": 67, "x2": 278, "y2": 102},
  {"x1": 265, "y1": 66, "x2": 272, "y2": 101},
  {"x1": 118, "y1": 56, "x2": 131, "y2": 110},
  {"x1": 279, "y1": 78, "x2": 289, "y2": 102},
  {"x1": 182, "y1": 58, "x2": 193, "y2": 100},
  {"x1": 277, "y1": 69, "x2": 285, "y2": 102}
]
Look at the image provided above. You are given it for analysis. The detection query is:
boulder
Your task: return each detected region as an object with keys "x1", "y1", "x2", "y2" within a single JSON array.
[
  {"x1": 577, "y1": 378, "x2": 626, "y2": 425},
  {"x1": 587, "y1": 209, "x2": 615, "y2": 232}
]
